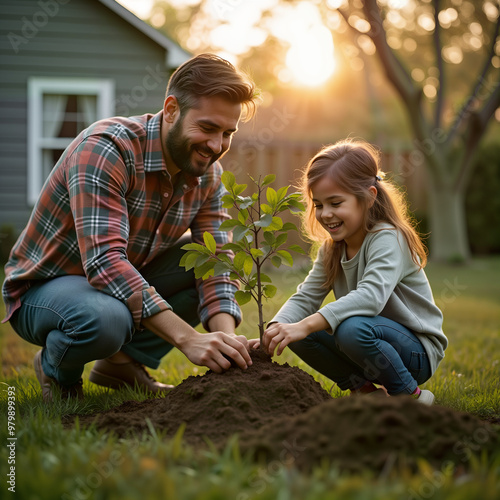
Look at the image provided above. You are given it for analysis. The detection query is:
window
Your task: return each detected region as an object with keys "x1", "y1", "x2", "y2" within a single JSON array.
[{"x1": 27, "y1": 77, "x2": 115, "y2": 205}]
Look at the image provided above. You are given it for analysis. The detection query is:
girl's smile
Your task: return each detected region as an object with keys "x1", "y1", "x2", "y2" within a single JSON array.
[{"x1": 325, "y1": 221, "x2": 343, "y2": 233}]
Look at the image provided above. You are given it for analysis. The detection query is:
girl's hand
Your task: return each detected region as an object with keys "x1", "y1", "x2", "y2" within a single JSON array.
[{"x1": 263, "y1": 322, "x2": 309, "y2": 356}]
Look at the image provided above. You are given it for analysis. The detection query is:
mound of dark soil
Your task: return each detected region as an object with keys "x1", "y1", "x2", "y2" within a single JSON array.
[
  {"x1": 72, "y1": 349, "x2": 332, "y2": 446},
  {"x1": 239, "y1": 394, "x2": 499, "y2": 473},
  {"x1": 70, "y1": 349, "x2": 499, "y2": 472}
]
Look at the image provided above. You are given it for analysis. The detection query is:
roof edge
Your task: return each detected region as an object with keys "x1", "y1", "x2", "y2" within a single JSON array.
[{"x1": 98, "y1": 0, "x2": 191, "y2": 67}]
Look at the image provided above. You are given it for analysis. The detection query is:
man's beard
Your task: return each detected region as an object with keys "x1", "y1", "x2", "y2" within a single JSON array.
[{"x1": 165, "y1": 116, "x2": 222, "y2": 177}]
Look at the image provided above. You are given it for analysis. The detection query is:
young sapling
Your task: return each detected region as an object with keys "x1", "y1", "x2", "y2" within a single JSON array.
[{"x1": 180, "y1": 172, "x2": 306, "y2": 345}]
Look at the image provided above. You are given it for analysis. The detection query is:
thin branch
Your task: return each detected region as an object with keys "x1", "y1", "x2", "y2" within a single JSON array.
[
  {"x1": 337, "y1": 7, "x2": 363, "y2": 36},
  {"x1": 338, "y1": 2, "x2": 413, "y2": 88},
  {"x1": 447, "y1": 15, "x2": 500, "y2": 144},
  {"x1": 478, "y1": 81, "x2": 500, "y2": 127},
  {"x1": 359, "y1": 0, "x2": 444, "y2": 175},
  {"x1": 360, "y1": 0, "x2": 416, "y2": 104},
  {"x1": 433, "y1": 0, "x2": 445, "y2": 129}
]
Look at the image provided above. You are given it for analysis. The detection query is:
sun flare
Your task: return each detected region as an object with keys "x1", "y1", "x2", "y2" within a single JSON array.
[
  {"x1": 285, "y1": 27, "x2": 336, "y2": 87},
  {"x1": 271, "y1": 4, "x2": 336, "y2": 87}
]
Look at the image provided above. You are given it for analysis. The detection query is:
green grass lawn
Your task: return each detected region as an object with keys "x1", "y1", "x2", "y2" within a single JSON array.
[{"x1": 1, "y1": 257, "x2": 499, "y2": 499}]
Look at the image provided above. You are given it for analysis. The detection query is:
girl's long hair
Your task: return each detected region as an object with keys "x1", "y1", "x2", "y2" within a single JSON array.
[{"x1": 300, "y1": 139, "x2": 427, "y2": 288}]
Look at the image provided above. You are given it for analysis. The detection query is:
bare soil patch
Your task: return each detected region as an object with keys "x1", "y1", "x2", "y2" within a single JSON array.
[{"x1": 68, "y1": 350, "x2": 499, "y2": 472}]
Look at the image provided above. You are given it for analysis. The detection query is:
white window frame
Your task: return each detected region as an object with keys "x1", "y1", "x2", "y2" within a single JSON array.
[{"x1": 27, "y1": 77, "x2": 115, "y2": 205}]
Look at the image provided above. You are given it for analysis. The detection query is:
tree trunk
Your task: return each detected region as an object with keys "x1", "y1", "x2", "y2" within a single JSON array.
[{"x1": 427, "y1": 176, "x2": 470, "y2": 263}]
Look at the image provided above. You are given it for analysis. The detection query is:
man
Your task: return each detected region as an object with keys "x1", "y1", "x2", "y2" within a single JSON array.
[{"x1": 2, "y1": 54, "x2": 260, "y2": 401}]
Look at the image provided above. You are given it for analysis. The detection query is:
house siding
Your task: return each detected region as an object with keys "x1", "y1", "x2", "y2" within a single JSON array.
[{"x1": 0, "y1": 0, "x2": 175, "y2": 233}]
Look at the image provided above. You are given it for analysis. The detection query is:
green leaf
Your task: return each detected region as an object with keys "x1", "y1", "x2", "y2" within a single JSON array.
[
  {"x1": 264, "y1": 285, "x2": 277, "y2": 298},
  {"x1": 196, "y1": 253, "x2": 212, "y2": 266},
  {"x1": 217, "y1": 253, "x2": 233, "y2": 265},
  {"x1": 194, "y1": 261, "x2": 215, "y2": 279},
  {"x1": 238, "y1": 196, "x2": 254, "y2": 210},
  {"x1": 247, "y1": 277, "x2": 257, "y2": 289},
  {"x1": 184, "y1": 252, "x2": 200, "y2": 271},
  {"x1": 286, "y1": 192, "x2": 303, "y2": 201},
  {"x1": 254, "y1": 213, "x2": 272, "y2": 228},
  {"x1": 238, "y1": 208, "x2": 249, "y2": 224},
  {"x1": 268, "y1": 216, "x2": 283, "y2": 231},
  {"x1": 250, "y1": 248, "x2": 264, "y2": 258},
  {"x1": 263, "y1": 232, "x2": 275, "y2": 245},
  {"x1": 260, "y1": 273, "x2": 272, "y2": 283},
  {"x1": 221, "y1": 242, "x2": 244, "y2": 252},
  {"x1": 233, "y1": 251, "x2": 247, "y2": 271},
  {"x1": 262, "y1": 174, "x2": 276, "y2": 186},
  {"x1": 276, "y1": 185, "x2": 289, "y2": 201},
  {"x1": 271, "y1": 256, "x2": 282, "y2": 268},
  {"x1": 221, "y1": 171, "x2": 235, "y2": 189},
  {"x1": 233, "y1": 225, "x2": 249, "y2": 241},
  {"x1": 180, "y1": 251, "x2": 198, "y2": 269},
  {"x1": 277, "y1": 250, "x2": 293, "y2": 266},
  {"x1": 234, "y1": 290, "x2": 252, "y2": 305},
  {"x1": 219, "y1": 219, "x2": 242, "y2": 231},
  {"x1": 260, "y1": 203, "x2": 272, "y2": 215},
  {"x1": 281, "y1": 222, "x2": 298, "y2": 232},
  {"x1": 266, "y1": 187, "x2": 277, "y2": 206},
  {"x1": 221, "y1": 194, "x2": 234, "y2": 208},
  {"x1": 289, "y1": 244, "x2": 306, "y2": 254},
  {"x1": 213, "y1": 261, "x2": 231, "y2": 276},
  {"x1": 203, "y1": 232, "x2": 217, "y2": 254},
  {"x1": 179, "y1": 251, "x2": 188, "y2": 266},
  {"x1": 243, "y1": 255, "x2": 253, "y2": 275},
  {"x1": 261, "y1": 244, "x2": 272, "y2": 257},
  {"x1": 181, "y1": 243, "x2": 211, "y2": 255},
  {"x1": 287, "y1": 198, "x2": 306, "y2": 212},
  {"x1": 275, "y1": 233, "x2": 288, "y2": 247},
  {"x1": 233, "y1": 184, "x2": 247, "y2": 196}
]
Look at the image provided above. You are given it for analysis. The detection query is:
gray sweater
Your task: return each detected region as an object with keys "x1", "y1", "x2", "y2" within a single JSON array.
[{"x1": 272, "y1": 223, "x2": 448, "y2": 374}]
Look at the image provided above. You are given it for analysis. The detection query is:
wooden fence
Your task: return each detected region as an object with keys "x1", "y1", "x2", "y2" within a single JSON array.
[
  {"x1": 222, "y1": 139, "x2": 428, "y2": 212},
  {"x1": 221, "y1": 139, "x2": 429, "y2": 250}
]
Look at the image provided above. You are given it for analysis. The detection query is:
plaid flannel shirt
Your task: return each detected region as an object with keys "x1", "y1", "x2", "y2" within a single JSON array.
[{"x1": 2, "y1": 111, "x2": 241, "y2": 330}]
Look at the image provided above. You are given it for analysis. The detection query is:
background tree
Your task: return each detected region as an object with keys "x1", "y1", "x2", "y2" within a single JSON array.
[{"x1": 333, "y1": 0, "x2": 500, "y2": 262}]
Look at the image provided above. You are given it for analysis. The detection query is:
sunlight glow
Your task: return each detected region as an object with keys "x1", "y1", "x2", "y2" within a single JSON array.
[
  {"x1": 285, "y1": 27, "x2": 336, "y2": 86},
  {"x1": 271, "y1": 3, "x2": 336, "y2": 87},
  {"x1": 117, "y1": 0, "x2": 154, "y2": 19}
]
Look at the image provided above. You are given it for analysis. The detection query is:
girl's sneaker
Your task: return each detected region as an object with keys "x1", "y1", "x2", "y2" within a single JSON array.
[{"x1": 415, "y1": 389, "x2": 435, "y2": 406}]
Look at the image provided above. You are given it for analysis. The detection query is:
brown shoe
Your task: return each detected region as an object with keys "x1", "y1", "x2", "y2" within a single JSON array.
[
  {"x1": 34, "y1": 350, "x2": 84, "y2": 402},
  {"x1": 89, "y1": 358, "x2": 174, "y2": 394}
]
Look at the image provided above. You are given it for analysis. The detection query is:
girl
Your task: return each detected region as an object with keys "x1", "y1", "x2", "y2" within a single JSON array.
[{"x1": 262, "y1": 140, "x2": 447, "y2": 405}]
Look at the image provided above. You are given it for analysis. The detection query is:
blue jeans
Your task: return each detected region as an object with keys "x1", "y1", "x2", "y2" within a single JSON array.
[
  {"x1": 10, "y1": 236, "x2": 199, "y2": 386},
  {"x1": 288, "y1": 316, "x2": 431, "y2": 396}
]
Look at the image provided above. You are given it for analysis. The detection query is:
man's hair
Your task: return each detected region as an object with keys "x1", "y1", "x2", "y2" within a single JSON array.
[{"x1": 166, "y1": 53, "x2": 260, "y2": 121}]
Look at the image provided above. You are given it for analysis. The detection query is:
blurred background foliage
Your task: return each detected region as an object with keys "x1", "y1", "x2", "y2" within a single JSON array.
[
  {"x1": 128, "y1": 0, "x2": 499, "y2": 261},
  {"x1": 1, "y1": 0, "x2": 493, "y2": 266},
  {"x1": 144, "y1": 0, "x2": 499, "y2": 141}
]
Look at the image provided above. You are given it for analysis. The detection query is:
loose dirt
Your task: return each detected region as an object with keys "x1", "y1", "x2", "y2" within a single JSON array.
[{"x1": 69, "y1": 350, "x2": 499, "y2": 472}]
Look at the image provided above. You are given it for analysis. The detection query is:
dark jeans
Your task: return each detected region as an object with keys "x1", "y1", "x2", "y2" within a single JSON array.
[
  {"x1": 288, "y1": 315, "x2": 432, "y2": 395},
  {"x1": 10, "y1": 236, "x2": 198, "y2": 386}
]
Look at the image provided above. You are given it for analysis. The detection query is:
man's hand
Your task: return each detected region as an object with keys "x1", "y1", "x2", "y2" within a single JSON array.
[
  {"x1": 181, "y1": 331, "x2": 252, "y2": 373},
  {"x1": 143, "y1": 309, "x2": 252, "y2": 373}
]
